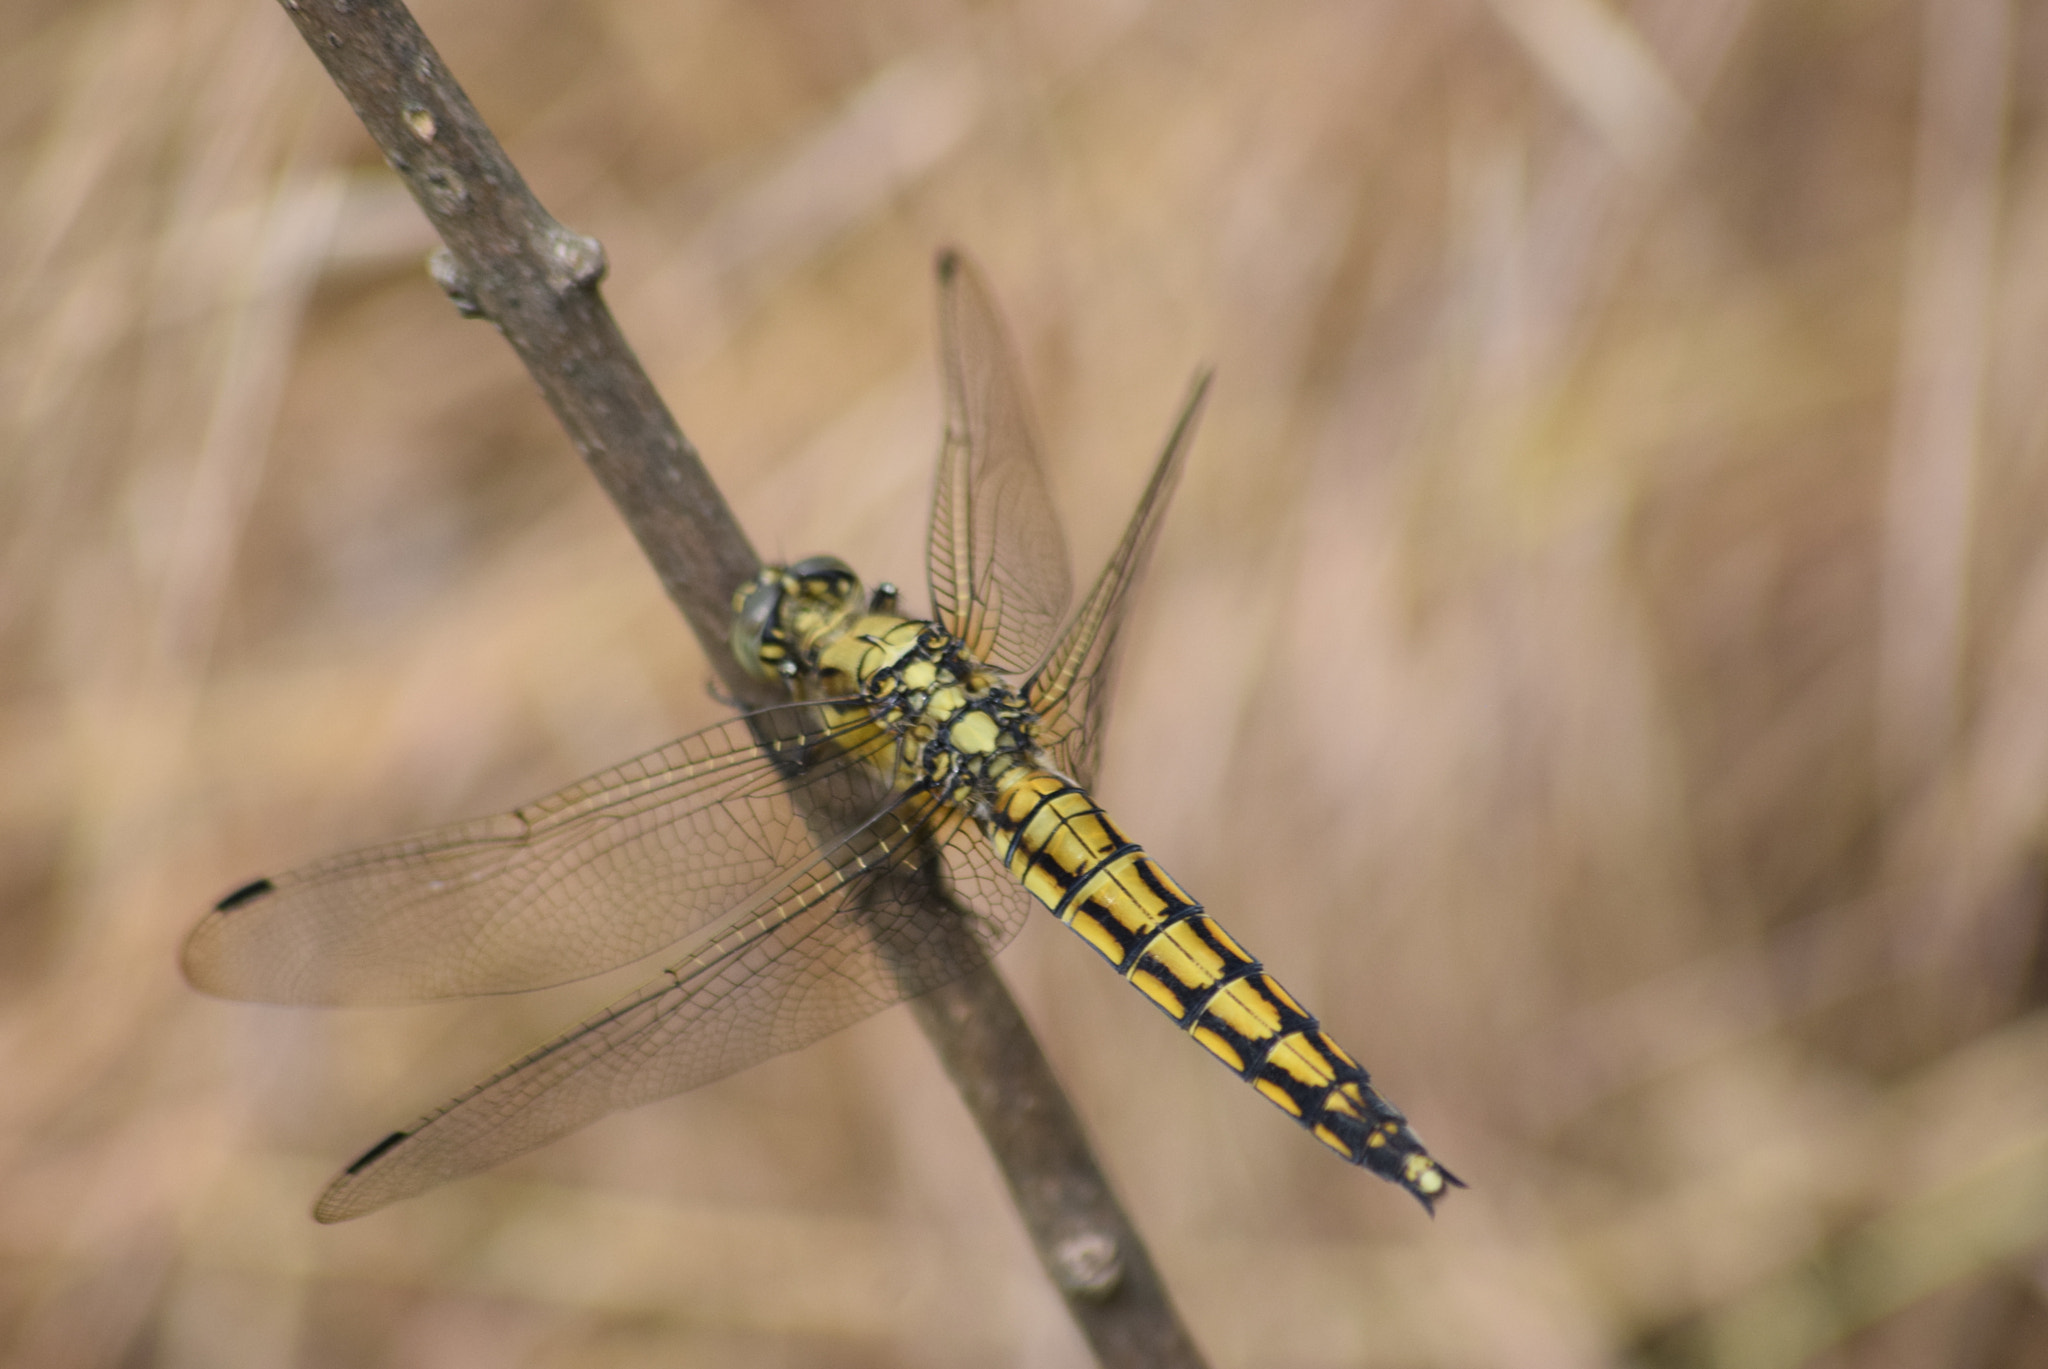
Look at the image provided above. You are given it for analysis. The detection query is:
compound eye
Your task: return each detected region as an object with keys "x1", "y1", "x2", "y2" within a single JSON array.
[
  {"x1": 729, "y1": 571, "x2": 786, "y2": 683},
  {"x1": 787, "y1": 554, "x2": 853, "y2": 579},
  {"x1": 786, "y1": 555, "x2": 863, "y2": 606}
]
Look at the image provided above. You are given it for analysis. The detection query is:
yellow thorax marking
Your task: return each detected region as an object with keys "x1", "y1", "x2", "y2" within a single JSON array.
[
  {"x1": 948, "y1": 710, "x2": 999, "y2": 754},
  {"x1": 811, "y1": 613, "x2": 920, "y2": 692}
]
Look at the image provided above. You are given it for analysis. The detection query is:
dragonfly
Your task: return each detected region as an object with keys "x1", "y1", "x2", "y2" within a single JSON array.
[{"x1": 184, "y1": 251, "x2": 1459, "y2": 1222}]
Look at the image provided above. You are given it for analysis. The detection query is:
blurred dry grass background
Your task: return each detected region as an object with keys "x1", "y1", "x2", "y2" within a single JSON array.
[{"x1": 6, "y1": 0, "x2": 2048, "y2": 1364}]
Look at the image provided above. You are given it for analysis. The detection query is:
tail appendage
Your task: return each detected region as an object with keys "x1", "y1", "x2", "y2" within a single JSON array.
[{"x1": 987, "y1": 769, "x2": 1460, "y2": 1211}]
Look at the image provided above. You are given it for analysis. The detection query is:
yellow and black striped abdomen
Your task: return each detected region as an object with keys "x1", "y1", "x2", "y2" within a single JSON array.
[{"x1": 987, "y1": 768, "x2": 1460, "y2": 1211}]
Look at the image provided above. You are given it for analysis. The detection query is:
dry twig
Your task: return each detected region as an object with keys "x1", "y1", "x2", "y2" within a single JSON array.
[{"x1": 267, "y1": 0, "x2": 1206, "y2": 1362}]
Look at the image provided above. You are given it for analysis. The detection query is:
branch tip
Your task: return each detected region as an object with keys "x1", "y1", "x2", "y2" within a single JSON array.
[{"x1": 427, "y1": 248, "x2": 483, "y2": 317}]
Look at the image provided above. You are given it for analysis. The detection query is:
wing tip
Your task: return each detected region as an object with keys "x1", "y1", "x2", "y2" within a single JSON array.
[
  {"x1": 344, "y1": 1128, "x2": 412, "y2": 1176},
  {"x1": 310, "y1": 1129, "x2": 414, "y2": 1224},
  {"x1": 1172, "y1": 369, "x2": 1215, "y2": 441},
  {"x1": 213, "y1": 876, "x2": 276, "y2": 913}
]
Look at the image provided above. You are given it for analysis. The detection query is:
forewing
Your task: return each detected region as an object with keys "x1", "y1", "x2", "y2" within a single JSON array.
[
  {"x1": 1029, "y1": 372, "x2": 1211, "y2": 785},
  {"x1": 182, "y1": 701, "x2": 896, "y2": 1004},
  {"x1": 314, "y1": 793, "x2": 1038, "y2": 1221},
  {"x1": 926, "y1": 250, "x2": 1073, "y2": 677}
]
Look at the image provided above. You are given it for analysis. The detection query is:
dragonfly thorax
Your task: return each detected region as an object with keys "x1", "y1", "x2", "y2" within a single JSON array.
[
  {"x1": 732, "y1": 558, "x2": 1042, "y2": 805},
  {"x1": 820, "y1": 616, "x2": 1042, "y2": 804}
]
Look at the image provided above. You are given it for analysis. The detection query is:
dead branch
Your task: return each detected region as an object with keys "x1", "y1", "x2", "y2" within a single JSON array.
[{"x1": 270, "y1": 1, "x2": 1206, "y2": 1363}]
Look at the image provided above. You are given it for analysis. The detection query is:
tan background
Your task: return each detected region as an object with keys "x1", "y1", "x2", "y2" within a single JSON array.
[{"x1": 7, "y1": 0, "x2": 2048, "y2": 1364}]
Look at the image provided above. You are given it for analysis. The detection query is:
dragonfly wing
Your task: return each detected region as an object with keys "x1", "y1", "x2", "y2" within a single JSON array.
[
  {"x1": 313, "y1": 792, "x2": 1033, "y2": 1221},
  {"x1": 182, "y1": 701, "x2": 899, "y2": 1004},
  {"x1": 1029, "y1": 372, "x2": 1211, "y2": 786},
  {"x1": 926, "y1": 250, "x2": 1073, "y2": 678}
]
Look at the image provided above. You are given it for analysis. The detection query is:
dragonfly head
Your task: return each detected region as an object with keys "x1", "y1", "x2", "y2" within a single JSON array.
[{"x1": 731, "y1": 555, "x2": 866, "y2": 683}]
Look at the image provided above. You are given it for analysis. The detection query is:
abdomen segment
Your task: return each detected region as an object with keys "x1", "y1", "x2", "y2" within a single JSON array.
[{"x1": 987, "y1": 769, "x2": 1460, "y2": 1211}]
